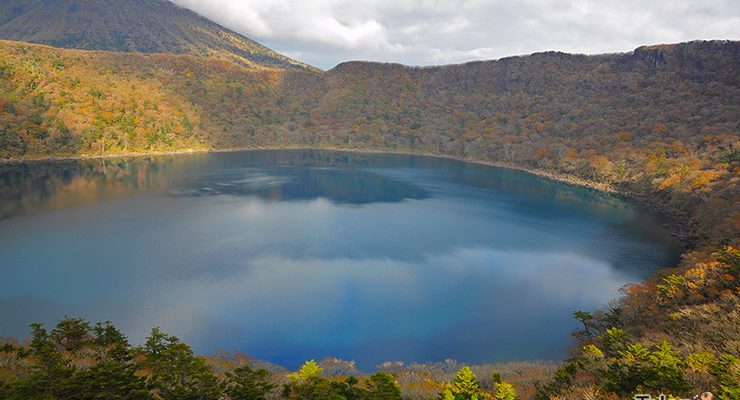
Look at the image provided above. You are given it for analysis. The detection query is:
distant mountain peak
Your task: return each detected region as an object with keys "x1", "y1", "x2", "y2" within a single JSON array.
[{"x1": 0, "y1": 0, "x2": 317, "y2": 71}]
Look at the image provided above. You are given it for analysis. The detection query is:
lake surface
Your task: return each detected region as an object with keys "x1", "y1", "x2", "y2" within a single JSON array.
[{"x1": 0, "y1": 150, "x2": 681, "y2": 369}]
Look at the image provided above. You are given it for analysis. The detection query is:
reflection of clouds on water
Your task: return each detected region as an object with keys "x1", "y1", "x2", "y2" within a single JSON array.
[
  {"x1": 167, "y1": 168, "x2": 291, "y2": 196},
  {"x1": 168, "y1": 166, "x2": 430, "y2": 205},
  {"x1": 0, "y1": 149, "x2": 681, "y2": 369},
  {"x1": 0, "y1": 243, "x2": 627, "y2": 369},
  {"x1": 145, "y1": 248, "x2": 626, "y2": 368}
]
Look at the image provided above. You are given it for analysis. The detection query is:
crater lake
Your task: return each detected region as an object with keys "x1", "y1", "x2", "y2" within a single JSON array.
[{"x1": 0, "y1": 149, "x2": 682, "y2": 369}]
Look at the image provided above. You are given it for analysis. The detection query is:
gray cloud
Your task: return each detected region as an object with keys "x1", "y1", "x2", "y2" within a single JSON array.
[{"x1": 171, "y1": 0, "x2": 740, "y2": 69}]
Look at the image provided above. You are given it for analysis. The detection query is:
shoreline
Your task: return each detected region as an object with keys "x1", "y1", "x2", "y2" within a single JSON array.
[
  {"x1": 1, "y1": 145, "x2": 693, "y2": 248},
  {"x1": 0, "y1": 145, "x2": 616, "y2": 192}
]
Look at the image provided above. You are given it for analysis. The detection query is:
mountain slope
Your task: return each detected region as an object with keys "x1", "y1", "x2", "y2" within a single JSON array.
[
  {"x1": 291, "y1": 41, "x2": 739, "y2": 240},
  {"x1": 0, "y1": 0, "x2": 314, "y2": 71},
  {"x1": 0, "y1": 39, "x2": 738, "y2": 397},
  {"x1": 1, "y1": 39, "x2": 736, "y2": 239}
]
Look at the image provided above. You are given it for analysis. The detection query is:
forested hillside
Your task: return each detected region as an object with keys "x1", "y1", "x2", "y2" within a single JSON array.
[
  {"x1": 0, "y1": 39, "x2": 296, "y2": 156},
  {"x1": 1, "y1": 40, "x2": 737, "y2": 240},
  {"x1": 292, "y1": 41, "x2": 739, "y2": 243},
  {"x1": 0, "y1": 0, "x2": 313, "y2": 70},
  {"x1": 0, "y1": 38, "x2": 738, "y2": 398}
]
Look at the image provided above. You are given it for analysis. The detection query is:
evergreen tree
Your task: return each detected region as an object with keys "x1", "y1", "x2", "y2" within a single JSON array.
[
  {"x1": 712, "y1": 354, "x2": 740, "y2": 400},
  {"x1": 490, "y1": 371, "x2": 519, "y2": 400},
  {"x1": 140, "y1": 327, "x2": 221, "y2": 400},
  {"x1": 60, "y1": 360, "x2": 149, "y2": 400},
  {"x1": 51, "y1": 316, "x2": 93, "y2": 352},
  {"x1": 10, "y1": 323, "x2": 75, "y2": 399},
  {"x1": 440, "y1": 366, "x2": 488, "y2": 400},
  {"x1": 283, "y1": 360, "x2": 345, "y2": 400},
  {"x1": 491, "y1": 382, "x2": 518, "y2": 400},
  {"x1": 59, "y1": 321, "x2": 148, "y2": 400},
  {"x1": 223, "y1": 364, "x2": 275, "y2": 400},
  {"x1": 331, "y1": 376, "x2": 367, "y2": 400},
  {"x1": 365, "y1": 372, "x2": 402, "y2": 400}
]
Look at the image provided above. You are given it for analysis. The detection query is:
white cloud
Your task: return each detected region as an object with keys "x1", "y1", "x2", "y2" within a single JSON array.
[{"x1": 171, "y1": 0, "x2": 740, "y2": 69}]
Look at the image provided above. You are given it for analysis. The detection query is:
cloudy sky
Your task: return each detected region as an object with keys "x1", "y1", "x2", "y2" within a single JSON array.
[{"x1": 171, "y1": 0, "x2": 740, "y2": 70}]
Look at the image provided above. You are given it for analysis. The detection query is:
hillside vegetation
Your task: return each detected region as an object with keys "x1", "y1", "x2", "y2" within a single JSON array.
[
  {"x1": 0, "y1": 0, "x2": 313, "y2": 71},
  {"x1": 0, "y1": 37, "x2": 738, "y2": 399},
  {"x1": 1, "y1": 40, "x2": 737, "y2": 240},
  {"x1": 0, "y1": 316, "x2": 556, "y2": 400}
]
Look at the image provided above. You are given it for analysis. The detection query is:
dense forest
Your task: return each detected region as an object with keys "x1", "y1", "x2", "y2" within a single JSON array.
[
  {"x1": 0, "y1": 317, "x2": 540, "y2": 400},
  {"x1": 1, "y1": 40, "x2": 737, "y2": 240},
  {"x1": 0, "y1": 37, "x2": 738, "y2": 399}
]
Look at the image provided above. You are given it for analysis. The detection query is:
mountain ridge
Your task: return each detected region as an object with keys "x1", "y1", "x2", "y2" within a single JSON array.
[
  {"x1": 329, "y1": 40, "x2": 739, "y2": 71},
  {"x1": 1, "y1": 38, "x2": 736, "y2": 240},
  {"x1": 0, "y1": 27, "x2": 737, "y2": 399},
  {"x1": 0, "y1": 0, "x2": 316, "y2": 71}
]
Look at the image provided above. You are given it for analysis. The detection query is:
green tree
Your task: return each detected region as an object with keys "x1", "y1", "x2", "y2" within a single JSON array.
[
  {"x1": 283, "y1": 360, "x2": 345, "y2": 400},
  {"x1": 365, "y1": 372, "x2": 401, "y2": 400},
  {"x1": 286, "y1": 360, "x2": 323, "y2": 381},
  {"x1": 92, "y1": 321, "x2": 131, "y2": 363},
  {"x1": 140, "y1": 327, "x2": 221, "y2": 400},
  {"x1": 603, "y1": 341, "x2": 689, "y2": 396},
  {"x1": 330, "y1": 376, "x2": 366, "y2": 400},
  {"x1": 440, "y1": 366, "x2": 488, "y2": 400},
  {"x1": 223, "y1": 364, "x2": 275, "y2": 400},
  {"x1": 492, "y1": 382, "x2": 518, "y2": 400},
  {"x1": 2, "y1": 319, "x2": 149, "y2": 400},
  {"x1": 51, "y1": 316, "x2": 92, "y2": 352},
  {"x1": 711, "y1": 354, "x2": 740, "y2": 400},
  {"x1": 490, "y1": 371, "x2": 518, "y2": 400},
  {"x1": 572, "y1": 310, "x2": 594, "y2": 342},
  {"x1": 61, "y1": 359, "x2": 149, "y2": 400},
  {"x1": 8, "y1": 323, "x2": 74, "y2": 399},
  {"x1": 644, "y1": 341, "x2": 689, "y2": 394},
  {"x1": 601, "y1": 328, "x2": 628, "y2": 357},
  {"x1": 94, "y1": 321, "x2": 128, "y2": 348},
  {"x1": 534, "y1": 361, "x2": 579, "y2": 400},
  {"x1": 58, "y1": 320, "x2": 148, "y2": 400}
]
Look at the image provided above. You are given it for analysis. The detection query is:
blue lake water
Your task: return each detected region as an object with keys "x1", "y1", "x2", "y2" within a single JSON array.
[{"x1": 0, "y1": 149, "x2": 681, "y2": 369}]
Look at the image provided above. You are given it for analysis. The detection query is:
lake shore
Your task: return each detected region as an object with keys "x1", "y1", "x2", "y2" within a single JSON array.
[
  {"x1": 0, "y1": 145, "x2": 694, "y2": 248},
  {"x1": 0, "y1": 145, "x2": 616, "y2": 192}
]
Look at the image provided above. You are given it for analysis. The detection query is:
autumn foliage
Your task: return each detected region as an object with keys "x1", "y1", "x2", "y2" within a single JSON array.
[{"x1": 0, "y1": 38, "x2": 738, "y2": 399}]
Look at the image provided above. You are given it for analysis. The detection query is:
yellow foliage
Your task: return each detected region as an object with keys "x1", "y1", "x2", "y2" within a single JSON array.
[{"x1": 658, "y1": 174, "x2": 684, "y2": 190}]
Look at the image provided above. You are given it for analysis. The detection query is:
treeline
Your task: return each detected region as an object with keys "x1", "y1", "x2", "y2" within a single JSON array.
[
  {"x1": 289, "y1": 41, "x2": 739, "y2": 244},
  {"x1": 1, "y1": 40, "x2": 737, "y2": 242},
  {"x1": 0, "y1": 39, "x2": 738, "y2": 398},
  {"x1": 536, "y1": 245, "x2": 739, "y2": 400},
  {"x1": 0, "y1": 39, "x2": 292, "y2": 157},
  {"x1": 0, "y1": 317, "x2": 521, "y2": 400}
]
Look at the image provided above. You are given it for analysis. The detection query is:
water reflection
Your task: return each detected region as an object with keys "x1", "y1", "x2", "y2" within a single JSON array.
[
  {"x1": 170, "y1": 166, "x2": 429, "y2": 204},
  {"x1": 0, "y1": 150, "x2": 682, "y2": 369},
  {"x1": 0, "y1": 157, "x2": 178, "y2": 219},
  {"x1": 166, "y1": 249, "x2": 628, "y2": 367},
  {"x1": 0, "y1": 151, "x2": 436, "y2": 218}
]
